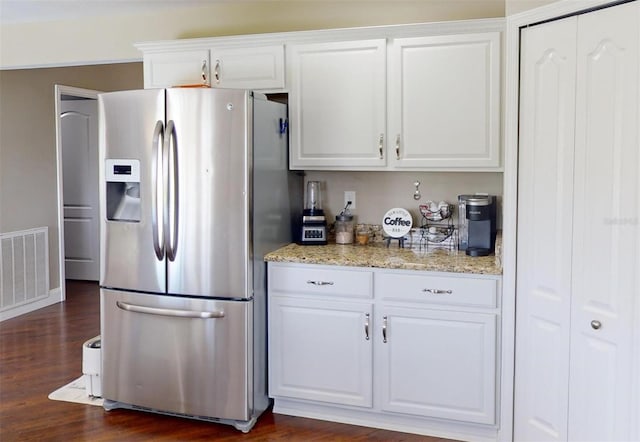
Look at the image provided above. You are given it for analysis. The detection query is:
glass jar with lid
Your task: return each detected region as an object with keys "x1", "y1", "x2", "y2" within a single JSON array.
[{"x1": 335, "y1": 214, "x2": 354, "y2": 244}]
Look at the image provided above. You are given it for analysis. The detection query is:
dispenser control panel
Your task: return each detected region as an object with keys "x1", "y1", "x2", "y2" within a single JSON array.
[
  {"x1": 106, "y1": 159, "x2": 140, "y2": 182},
  {"x1": 105, "y1": 159, "x2": 141, "y2": 222}
]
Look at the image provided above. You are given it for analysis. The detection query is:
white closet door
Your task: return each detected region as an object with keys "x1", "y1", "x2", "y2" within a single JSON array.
[
  {"x1": 568, "y1": 2, "x2": 639, "y2": 441},
  {"x1": 514, "y1": 16, "x2": 577, "y2": 442}
]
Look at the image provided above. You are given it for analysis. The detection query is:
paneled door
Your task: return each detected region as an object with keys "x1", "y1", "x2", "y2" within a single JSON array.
[
  {"x1": 60, "y1": 99, "x2": 99, "y2": 281},
  {"x1": 568, "y1": 3, "x2": 639, "y2": 441},
  {"x1": 514, "y1": 15, "x2": 578, "y2": 441}
]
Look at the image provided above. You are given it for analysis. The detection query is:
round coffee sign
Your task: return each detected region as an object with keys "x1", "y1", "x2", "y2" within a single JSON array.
[{"x1": 382, "y1": 208, "x2": 413, "y2": 238}]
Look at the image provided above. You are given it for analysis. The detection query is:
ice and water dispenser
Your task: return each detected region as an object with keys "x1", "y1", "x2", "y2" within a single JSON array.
[{"x1": 105, "y1": 159, "x2": 141, "y2": 222}]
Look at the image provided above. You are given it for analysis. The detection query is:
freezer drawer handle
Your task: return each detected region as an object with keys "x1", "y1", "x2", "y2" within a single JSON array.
[
  {"x1": 306, "y1": 280, "x2": 334, "y2": 286},
  {"x1": 116, "y1": 301, "x2": 225, "y2": 319}
]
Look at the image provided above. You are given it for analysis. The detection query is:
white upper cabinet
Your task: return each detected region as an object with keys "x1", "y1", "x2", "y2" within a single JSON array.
[
  {"x1": 209, "y1": 45, "x2": 285, "y2": 89},
  {"x1": 388, "y1": 33, "x2": 501, "y2": 169},
  {"x1": 143, "y1": 49, "x2": 210, "y2": 89},
  {"x1": 287, "y1": 40, "x2": 387, "y2": 169},
  {"x1": 287, "y1": 31, "x2": 502, "y2": 171},
  {"x1": 139, "y1": 43, "x2": 285, "y2": 90}
]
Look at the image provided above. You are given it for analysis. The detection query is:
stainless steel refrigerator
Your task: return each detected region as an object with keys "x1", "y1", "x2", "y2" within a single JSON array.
[{"x1": 98, "y1": 88, "x2": 301, "y2": 432}]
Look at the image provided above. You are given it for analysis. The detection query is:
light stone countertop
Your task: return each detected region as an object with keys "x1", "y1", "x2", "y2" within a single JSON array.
[{"x1": 265, "y1": 241, "x2": 503, "y2": 276}]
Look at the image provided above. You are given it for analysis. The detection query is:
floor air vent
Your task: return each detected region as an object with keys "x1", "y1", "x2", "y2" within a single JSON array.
[{"x1": 0, "y1": 227, "x2": 49, "y2": 312}]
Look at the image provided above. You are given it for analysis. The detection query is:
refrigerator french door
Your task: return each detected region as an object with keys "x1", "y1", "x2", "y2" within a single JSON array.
[{"x1": 98, "y1": 88, "x2": 289, "y2": 431}]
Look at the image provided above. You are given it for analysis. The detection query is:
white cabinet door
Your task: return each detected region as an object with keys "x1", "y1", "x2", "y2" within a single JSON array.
[
  {"x1": 209, "y1": 45, "x2": 285, "y2": 89},
  {"x1": 288, "y1": 40, "x2": 387, "y2": 169},
  {"x1": 269, "y1": 296, "x2": 373, "y2": 408},
  {"x1": 143, "y1": 50, "x2": 210, "y2": 88},
  {"x1": 514, "y1": 15, "x2": 577, "y2": 442},
  {"x1": 377, "y1": 306, "x2": 497, "y2": 424},
  {"x1": 388, "y1": 33, "x2": 501, "y2": 169},
  {"x1": 568, "y1": 3, "x2": 639, "y2": 441}
]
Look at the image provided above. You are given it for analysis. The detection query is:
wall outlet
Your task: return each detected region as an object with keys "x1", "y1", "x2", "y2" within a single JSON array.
[{"x1": 344, "y1": 191, "x2": 356, "y2": 210}]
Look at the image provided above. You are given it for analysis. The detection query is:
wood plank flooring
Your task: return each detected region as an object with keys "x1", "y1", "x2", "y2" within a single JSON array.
[{"x1": 0, "y1": 281, "x2": 454, "y2": 441}]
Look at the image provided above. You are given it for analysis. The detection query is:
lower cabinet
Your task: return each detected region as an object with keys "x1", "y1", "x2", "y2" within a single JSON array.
[
  {"x1": 268, "y1": 262, "x2": 502, "y2": 441},
  {"x1": 268, "y1": 296, "x2": 373, "y2": 407},
  {"x1": 377, "y1": 306, "x2": 496, "y2": 424}
]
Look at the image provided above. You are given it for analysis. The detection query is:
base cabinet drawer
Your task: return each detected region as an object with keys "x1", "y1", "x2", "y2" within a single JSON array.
[{"x1": 376, "y1": 271, "x2": 498, "y2": 308}]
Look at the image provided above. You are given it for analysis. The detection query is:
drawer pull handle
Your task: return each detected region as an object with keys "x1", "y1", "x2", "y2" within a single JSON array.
[
  {"x1": 382, "y1": 315, "x2": 388, "y2": 343},
  {"x1": 364, "y1": 313, "x2": 370, "y2": 340},
  {"x1": 307, "y1": 280, "x2": 334, "y2": 286},
  {"x1": 423, "y1": 289, "x2": 453, "y2": 295}
]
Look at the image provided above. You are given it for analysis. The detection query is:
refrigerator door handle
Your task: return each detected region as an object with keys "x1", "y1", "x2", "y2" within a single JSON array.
[
  {"x1": 151, "y1": 120, "x2": 165, "y2": 260},
  {"x1": 116, "y1": 300, "x2": 225, "y2": 319},
  {"x1": 162, "y1": 120, "x2": 172, "y2": 261},
  {"x1": 166, "y1": 120, "x2": 179, "y2": 262}
]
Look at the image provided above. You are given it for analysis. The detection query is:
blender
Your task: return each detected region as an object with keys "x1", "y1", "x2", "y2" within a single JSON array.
[{"x1": 299, "y1": 181, "x2": 327, "y2": 245}]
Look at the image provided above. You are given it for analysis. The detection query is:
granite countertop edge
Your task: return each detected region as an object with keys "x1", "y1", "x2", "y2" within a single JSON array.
[{"x1": 265, "y1": 242, "x2": 503, "y2": 276}]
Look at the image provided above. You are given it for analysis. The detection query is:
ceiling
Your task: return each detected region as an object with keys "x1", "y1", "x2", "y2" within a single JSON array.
[{"x1": 0, "y1": 0, "x2": 226, "y2": 25}]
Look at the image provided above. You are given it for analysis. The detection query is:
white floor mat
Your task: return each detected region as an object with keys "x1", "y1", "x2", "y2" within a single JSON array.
[{"x1": 48, "y1": 376, "x2": 103, "y2": 407}]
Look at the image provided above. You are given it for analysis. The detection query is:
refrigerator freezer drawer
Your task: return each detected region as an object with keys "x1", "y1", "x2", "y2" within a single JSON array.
[{"x1": 101, "y1": 289, "x2": 252, "y2": 421}]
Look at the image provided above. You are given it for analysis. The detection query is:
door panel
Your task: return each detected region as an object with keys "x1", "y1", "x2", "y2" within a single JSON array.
[
  {"x1": 569, "y1": 3, "x2": 639, "y2": 441},
  {"x1": 515, "y1": 16, "x2": 577, "y2": 442},
  {"x1": 61, "y1": 100, "x2": 99, "y2": 280},
  {"x1": 377, "y1": 306, "x2": 496, "y2": 424},
  {"x1": 166, "y1": 88, "x2": 250, "y2": 298},
  {"x1": 98, "y1": 89, "x2": 166, "y2": 293},
  {"x1": 268, "y1": 296, "x2": 373, "y2": 407},
  {"x1": 389, "y1": 33, "x2": 501, "y2": 168},
  {"x1": 101, "y1": 289, "x2": 251, "y2": 420},
  {"x1": 288, "y1": 40, "x2": 387, "y2": 168}
]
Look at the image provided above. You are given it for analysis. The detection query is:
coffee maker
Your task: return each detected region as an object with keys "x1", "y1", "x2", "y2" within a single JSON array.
[
  {"x1": 458, "y1": 195, "x2": 496, "y2": 256},
  {"x1": 299, "y1": 181, "x2": 327, "y2": 245}
]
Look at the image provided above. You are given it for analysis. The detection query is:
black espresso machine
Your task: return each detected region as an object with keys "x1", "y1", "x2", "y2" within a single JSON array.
[
  {"x1": 298, "y1": 181, "x2": 327, "y2": 245},
  {"x1": 458, "y1": 195, "x2": 496, "y2": 256}
]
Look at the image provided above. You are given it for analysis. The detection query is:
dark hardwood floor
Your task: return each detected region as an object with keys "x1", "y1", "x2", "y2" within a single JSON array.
[{"x1": 0, "y1": 281, "x2": 451, "y2": 441}]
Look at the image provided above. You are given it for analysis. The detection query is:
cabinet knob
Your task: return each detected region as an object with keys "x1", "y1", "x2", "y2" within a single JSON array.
[
  {"x1": 378, "y1": 134, "x2": 384, "y2": 159},
  {"x1": 591, "y1": 320, "x2": 602, "y2": 330},
  {"x1": 395, "y1": 134, "x2": 401, "y2": 159}
]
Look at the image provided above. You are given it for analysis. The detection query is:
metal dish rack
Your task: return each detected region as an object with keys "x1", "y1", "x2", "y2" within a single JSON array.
[{"x1": 418, "y1": 203, "x2": 457, "y2": 250}]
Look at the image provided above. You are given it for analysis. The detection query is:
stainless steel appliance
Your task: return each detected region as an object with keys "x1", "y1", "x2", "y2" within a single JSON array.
[
  {"x1": 457, "y1": 194, "x2": 496, "y2": 256},
  {"x1": 298, "y1": 180, "x2": 327, "y2": 245},
  {"x1": 98, "y1": 88, "x2": 301, "y2": 432}
]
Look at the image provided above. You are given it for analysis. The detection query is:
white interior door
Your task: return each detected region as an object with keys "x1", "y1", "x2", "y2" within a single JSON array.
[
  {"x1": 60, "y1": 98, "x2": 99, "y2": 281},
  {"x1": 514, "y1": 15, "x2": 577, "y2": 442},
  {"x1": 568, "y1": 3, "x2": 639, "y2": 441}
]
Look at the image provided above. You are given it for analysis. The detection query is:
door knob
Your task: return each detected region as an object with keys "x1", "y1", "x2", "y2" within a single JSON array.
[{"x1": 591, "y1": 320, "x2": 602, "y2": 330}]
